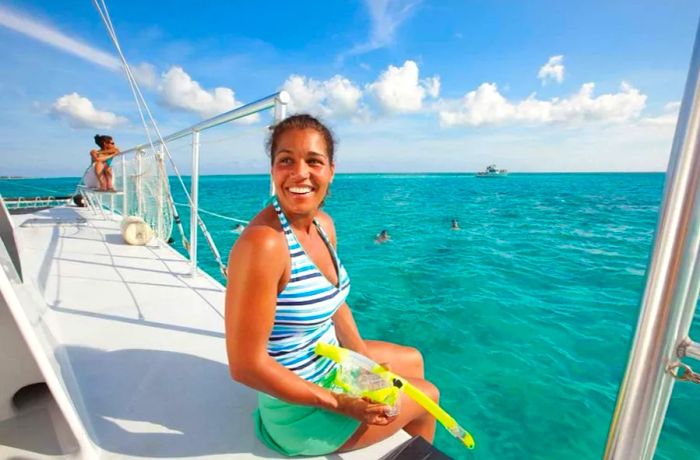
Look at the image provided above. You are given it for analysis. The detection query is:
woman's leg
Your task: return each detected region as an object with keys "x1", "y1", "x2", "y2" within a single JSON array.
[
  {"x1": 339, "y1": 377, "x2": 439, "y2": 451},
  {"x1": 104, "y1": 165, "x2": 114, "y2": 191},
  {"x1": 94, "y1": 162, "x2": 106, "y2": 190},
  {"x1": 365, "y1": 340, "x2": 425, "y2": 379}
]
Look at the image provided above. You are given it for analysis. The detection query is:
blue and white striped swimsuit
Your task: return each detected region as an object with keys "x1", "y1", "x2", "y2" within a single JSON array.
[{"x1": 268, "y1": 197, "x2": 351, "y2": 383}]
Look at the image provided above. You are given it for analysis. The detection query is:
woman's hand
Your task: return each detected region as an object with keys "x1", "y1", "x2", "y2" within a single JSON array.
[{"x1": 333, "y1": 393, "x2": 398, "y2": 425}]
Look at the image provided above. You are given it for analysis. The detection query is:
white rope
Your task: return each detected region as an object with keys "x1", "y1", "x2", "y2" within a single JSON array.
[
  {"x1": 93, "y1": 0, "x2": 192, "y2": 250},
  {"x1": 95, "y1": 0, "x2": 205, "y2": 213},
  {"x1": 172, "y1": 202, "x2": 249, "y2": 225},
  {"x1": 92, "y1": 0, "x2": 268, "y2": 277},
  {"x1": 94, "y1": 0, "x2": 227, "y2": 273},
  {"x1": 94, "y1": 0, "x2": 156, "y2": 152},
  {"x1": 94, "y1": 1, "x2": 232, "y2": 275}
]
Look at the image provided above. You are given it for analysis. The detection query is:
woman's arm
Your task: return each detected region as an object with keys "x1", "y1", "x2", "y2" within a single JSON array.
[
  {"x1": 102, "y1": 146, "x2": 120, "y2": 159},
  {"x1": 225, "y1": 226, "x2": 341, "y2": 409},
  {"x1": 91, "y1": 147, "x2": 119, "y2": 163}
]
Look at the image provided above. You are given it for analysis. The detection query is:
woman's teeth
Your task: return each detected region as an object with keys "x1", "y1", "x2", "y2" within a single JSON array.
[{"x1": 288, "y1": 186, "x2": 313, "y2": 194}]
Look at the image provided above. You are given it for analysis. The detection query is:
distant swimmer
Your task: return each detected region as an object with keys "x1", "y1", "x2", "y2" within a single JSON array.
[
  {"x1": 375, "y1": 229, "x2": 390, "y2": 243},
  {"x1": 233, "y1": 223, "x2": 246, "y2": 234},
  {"x1": 451, "y1": 219, "x2": 460, "y2": 230}
]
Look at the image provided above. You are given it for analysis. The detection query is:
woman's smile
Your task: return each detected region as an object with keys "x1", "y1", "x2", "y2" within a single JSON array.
[{"x1": 287, "y1": 185, "x2": 314, "y2": 195}]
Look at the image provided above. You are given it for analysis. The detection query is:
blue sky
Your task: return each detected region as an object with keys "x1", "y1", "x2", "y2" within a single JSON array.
[{"x1": 1, "y1": 1, "x2": 698, "y2": 176}]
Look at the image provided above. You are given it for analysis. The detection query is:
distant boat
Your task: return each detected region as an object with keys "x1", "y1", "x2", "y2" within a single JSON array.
[{"x1": 475, "y1": 164, "x2": 508, "y2": 178}]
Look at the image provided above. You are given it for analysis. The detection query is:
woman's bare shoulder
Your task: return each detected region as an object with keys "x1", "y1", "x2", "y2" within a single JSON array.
[
  {"x1": 231, "y1": 206, "x2": 286, "y2": 255},
  {"x1": 227, "y1": 206, "x2": 289, "y2": 284}
]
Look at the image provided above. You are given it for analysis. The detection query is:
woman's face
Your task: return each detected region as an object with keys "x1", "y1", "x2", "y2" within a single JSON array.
[{"x1": 271, "y1": 128, "x2": 335, "y2": 218}]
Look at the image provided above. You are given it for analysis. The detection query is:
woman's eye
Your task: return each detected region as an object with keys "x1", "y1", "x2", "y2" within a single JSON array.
[{"x1": 278, "y1": 158, "x2": 293, "y2": 165}]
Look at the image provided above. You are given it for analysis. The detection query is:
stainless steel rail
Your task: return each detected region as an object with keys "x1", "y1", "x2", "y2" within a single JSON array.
[
  {"x1": 604, "y1": 20, "x2": 700, "y2": 460},
  {"x1": 111, "y1": 90, "x2": 290, "y2": 274},
  {"x1": 119, "y1": 91, "x2": 290, "y2": 156}
]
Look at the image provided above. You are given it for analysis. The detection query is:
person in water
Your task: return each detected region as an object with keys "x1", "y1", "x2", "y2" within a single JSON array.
[
  {"x1": 90, "y1": 134, "x2": 120, "y2": 192},
  {"x1": 451, "y1": 219, "x2": 460, "y2": 230},
  {"x1": 225, "y1": 114, "x2": 439, "y2": 456},
  {"x1": 233, "y1": 223, "x2": 246, "y2": 234},
  {"x1": 375, "y1": 229, "x2": 390, "y2": 243}
]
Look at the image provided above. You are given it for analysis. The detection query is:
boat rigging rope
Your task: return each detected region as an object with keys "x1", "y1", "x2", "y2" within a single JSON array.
[
  {"x1": 93, "y1": 0, "x2": 231, "y2": 277},
  {"x1": 92, "y1": 0, "x2": 189, "y2": 251},
  {"x1": 173, "y1": 202, "x2": 249, "y2": 225}
]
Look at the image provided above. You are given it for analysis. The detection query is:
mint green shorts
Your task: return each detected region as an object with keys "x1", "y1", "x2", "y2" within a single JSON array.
[{"x1": 254, "y1": 373, "x2": 361, "y2": 456}]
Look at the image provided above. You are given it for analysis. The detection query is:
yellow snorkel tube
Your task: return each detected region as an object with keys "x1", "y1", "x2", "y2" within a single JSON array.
[{"x1": 315, "y1": 342, "x2": 475, "y2": 450}]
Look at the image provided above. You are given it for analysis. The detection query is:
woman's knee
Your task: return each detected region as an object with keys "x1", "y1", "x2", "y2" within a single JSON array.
[
  {"x1": 413, "y1": 379, "x2": 439, "y2": 404},
  {"x1": 404, "y1": 346, "x2": 424, "y2": 376},
  {"x1": 411, "y1": 347, "x2": 424, "y2": 367},
  {"x1": 427, "y1": 381, "x2": 440, "y2": 403},
  {"x1": 365, "y1": 340, "x2": 425, "y2": 378}
]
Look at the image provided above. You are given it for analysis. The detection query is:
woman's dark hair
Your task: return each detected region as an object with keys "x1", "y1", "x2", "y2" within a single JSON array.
[
  {"x1": 94, "y1": 134, "x2": 113, "y2": 149},
  {"x1": 266, "y1": 114, "x2": 335, "y2": 165}
]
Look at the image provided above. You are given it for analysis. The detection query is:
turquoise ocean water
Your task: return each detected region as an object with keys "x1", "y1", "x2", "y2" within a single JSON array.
[{"x1": 2, "y1": 173, "x2": 699, "y2": 459}]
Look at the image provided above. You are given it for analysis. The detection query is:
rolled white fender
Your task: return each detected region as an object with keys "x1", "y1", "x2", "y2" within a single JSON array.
[{"x1": 120, "y1": 216, "x2": 154, "y2": 245}]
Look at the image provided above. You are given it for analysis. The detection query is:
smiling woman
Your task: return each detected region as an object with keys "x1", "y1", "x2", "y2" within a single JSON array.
[
  {"x1": 224, "y1": 114, "x2": 441, "y2": 456},
  {"x1": 268, "y1": 115, "x2": 336, "y2": 216}
]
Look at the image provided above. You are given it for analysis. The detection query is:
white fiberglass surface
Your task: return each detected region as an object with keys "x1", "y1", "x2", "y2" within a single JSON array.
[{"x1": 6, "y1": 205, "x2": 407, "y2": 459}]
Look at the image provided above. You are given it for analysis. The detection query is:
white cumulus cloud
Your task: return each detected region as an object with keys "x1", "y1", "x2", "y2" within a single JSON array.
[
  {"x1": 158, "y1": 66, "x2": 257, "y2": 122},
  {"x1": 422, "y1": 76, "x2": 441, "y2": 98},
  {"x1": 439, "y1": 81, "x2": 647, "y2": 127},
  {"x1": 51, "y1": 93, "x2": 127, "y2": 129},
  {"x1": 368, "y1": 60, "x2": 439, "y2": 113},
  {"x1": 282, "y1": 74, "x2": 363, "y2": 118},
  {"x1": 538, "y1": 55, "x2": 565, "y2": 84}
]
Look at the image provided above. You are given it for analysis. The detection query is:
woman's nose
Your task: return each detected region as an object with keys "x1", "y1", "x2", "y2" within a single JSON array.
[{"x1": 292, "y1": 160, "x2": 310, "y2": 178}]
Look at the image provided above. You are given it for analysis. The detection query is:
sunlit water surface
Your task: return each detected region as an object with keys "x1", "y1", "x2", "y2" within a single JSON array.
[{"x1": 3, "y1": 173, "x2": 699, "y2": 460}]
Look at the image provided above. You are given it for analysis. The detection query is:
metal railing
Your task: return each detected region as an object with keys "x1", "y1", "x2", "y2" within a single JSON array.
[
  {"x1": 2, "y1": 196, "x2": 72, "y2": 210},
  {"x1": 604, "y1": 20, "x2": 700, "y2": 459},
  {"x1": 118, "y1": 91, "x2": 290, "y2": 156},
  {"x1": 85, "y1": 90, "x2": 289, "y2": 275}
]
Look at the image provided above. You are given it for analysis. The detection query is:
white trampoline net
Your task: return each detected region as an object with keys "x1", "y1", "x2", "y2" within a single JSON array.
[{"x1": 83, "y1": 151, "x2": 174, "y2": 242}]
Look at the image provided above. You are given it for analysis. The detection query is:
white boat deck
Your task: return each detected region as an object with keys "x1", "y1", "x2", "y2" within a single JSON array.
[{"x1": 1, "y1": 205, "x2": 408, "y2": 459}]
